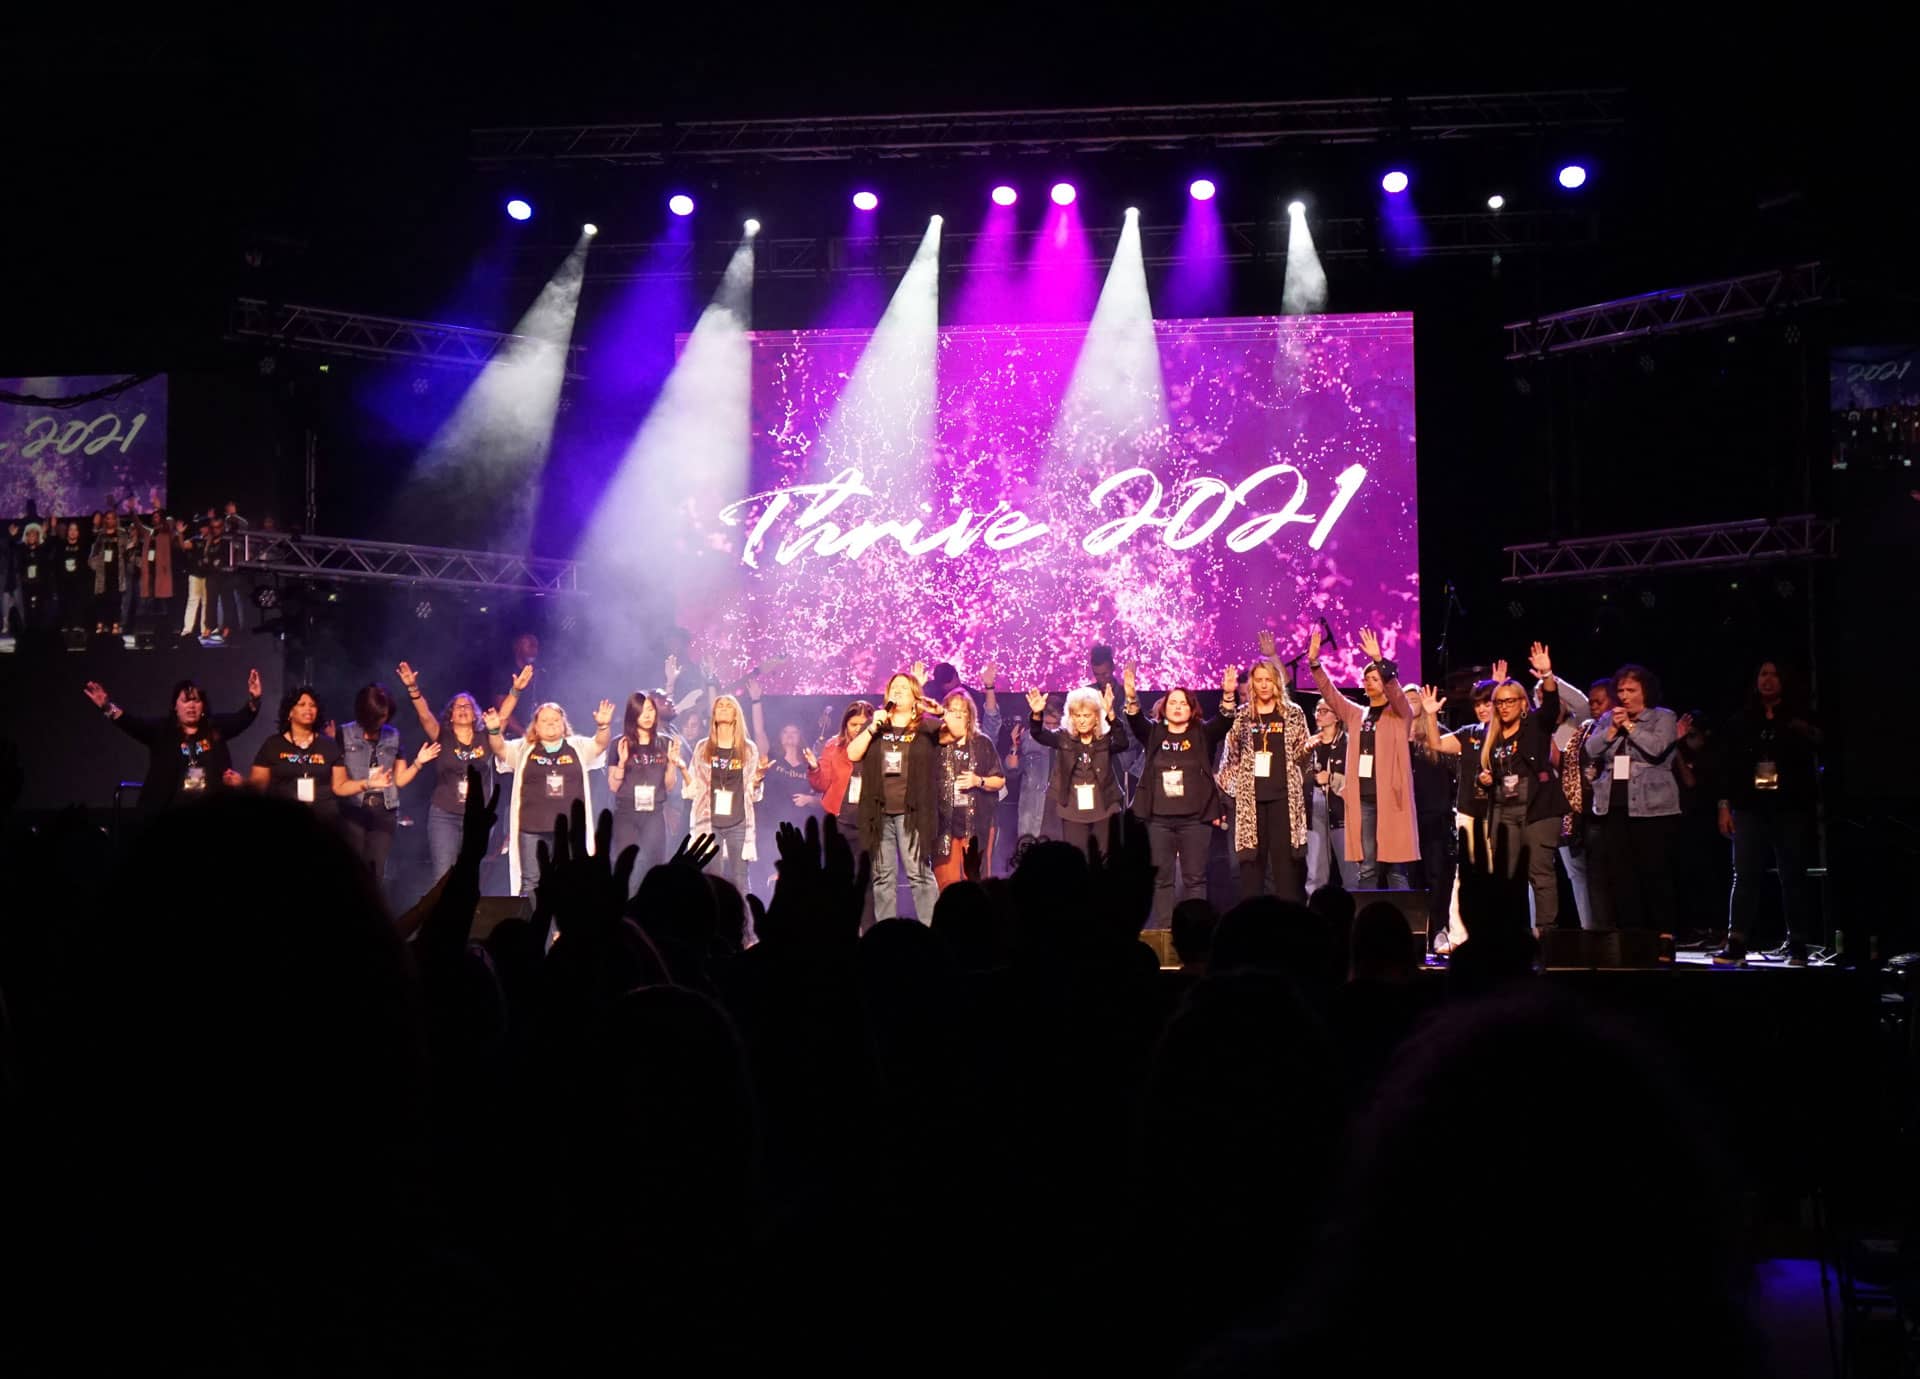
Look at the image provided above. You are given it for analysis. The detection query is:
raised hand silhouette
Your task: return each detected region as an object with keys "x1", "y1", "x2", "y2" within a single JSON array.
[
  {"x1": 746, "y1": 813, "x2": 871, "y2": 948},
  {"x1": 534, "y1": 800, "x2": 639, "y2": 945}
]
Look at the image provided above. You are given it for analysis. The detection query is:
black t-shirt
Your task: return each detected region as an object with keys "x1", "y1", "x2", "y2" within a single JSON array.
[
  {"x1": 1488, "y1": 732, "x2": 1529, "y2": 808},
  {"x1": 1148, "y1": 727, "x2": 1206, "y2": 817},
  {"x1": 170, "y1": 731, "x2": 233, "y2": 803},
  {"x1": 431, "y1": 732, "x2": 492, "y2": 815},
  {"x1": 708, "y1": 750, "x2": 749, "y2": 827},
  {"x1": 763, "y1": 755, "x2": 814, "y2": 827},
  {"x1": 1453, "y1": 725, "x2": 1489, "y2": 814},
  {"x1": 20, "y1": 544, "x2": 50, "y2": 586},
  {"x1": 613, "y1": 737, "x2": 672, "y2": 816},
  {"x1": 1251, "y1": 709, "x2": 1289, "y2": 802},
  {"x1": 1311, "y1": 737, "x2": 1346, "y2": 827},
  {"x1": 523, "y1": 742, "x2": 586, "y2": 834},
  {"x1": 877, "y1": 724, "x2": 915, "y2": 816},
  {"x1": 1353, "y1": 705, "x2": 1385, "y2": 801},
  {"x1": 253, "y1": 732, "x2": 343, "y2": 812},
  {"x1": 1064, "y1": 738, "x2": 1111, "y2": 822}
]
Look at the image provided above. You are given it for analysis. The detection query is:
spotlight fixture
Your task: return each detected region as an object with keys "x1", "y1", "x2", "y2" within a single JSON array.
[
  {"x1": 667, "y1": 193, "x2": 694, "y2": 217},
  {"x1": 1189, "y1": 178, "x2": 1216, "y2": 201},
  {"x1": 414, "y1": 601, "x2": 433, "y2": 620},
  {"x1": 991, "y1": 184, "x2": 1018, "y2": 207},
  {"x1": 1287, "y1": 200, "x2": 1306, "y2": 216},
  {"x1": 1124, "y1": 206, "x2": 1139, "y2": 218},
  {"x1": 1557, "y1": 164, "x2": 1588, "y2": 189},
  {"x1": 1050, "y1": 182, "x2": 1077, "y2": 207},
  {"x1": 582, "y1": 223, "x2": 598, "y2": 236},
  {"x1": 929, "y1": 214, "x2": 943, "y2": 225},
  {"x1": 1381, "y1": 170, "x2": 1409, "y2": 195},
  {"x1": 743, "y1": 218, "x2": 761, "y2": 236},
  {"x1": 411, "y1": 377, "x2": 430, "y2": 395},
  {"x1": 1487, "y1": 194, "x2": 1506, "y2": 210},
  {"x1": 506, "y1": 198, "x2": 532, "y2": 221},
  {"x1": 253, "y1": 586, "x2": 278, "y2": 611},
  {"x1": 851, "y1": 190, "x2": 878, "y2": 211}
]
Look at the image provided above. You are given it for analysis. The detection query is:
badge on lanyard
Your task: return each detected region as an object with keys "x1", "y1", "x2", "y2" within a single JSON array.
[
  {"x1": 883, "y1": 747, "x2": 904, "y2": 775},
  {"x1": 1612, "y1": 753, "x2": 1631, "y2": 781},
  {"x1": 635, "y1": 783, "x2": 656, "y2": 811},
  {"x1": 1162, "y1": 767, "x2": 1185, "y2": 798},
  {"x1": 714, "y1": 787, "x2": 736, "y2": 817},
  {"x1": 1358, "y1": 754, "x2": 1375, "y2": 779},
  {"x1": 545, "y1": 771, "x2": 565, "y2": 798},
  {"x1": 952, "y1": 778, "x2": 969, "y2": 806},
  {"x1": 846, "y1": 775, "x2": 863, "y2": 804},
  {"x1": 1075, "y1": 782, "x2": 1097, "y2": 811},
  {"x1": 1754, "y1": 760, "x2": 1779, "y2": 790},
  {"x1": 457, "y1": 775, "x2": 470, "y2": 802},
  {"x1": 183, "y1": 765, "x2": 208, "y2": 792},
  {"x1": 296, "y1": 775, "x2": 316, "y2": 804},
  {"x1": 1253, "y1": 750, "x2": 1273, "y2": 778}
]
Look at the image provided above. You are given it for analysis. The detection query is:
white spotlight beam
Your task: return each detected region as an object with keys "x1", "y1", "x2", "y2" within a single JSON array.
[
  {"x1": 1057, "y1": 210, "x2": 1165, "y2": 455},
  {"x1": 1282, "y1": 208, "x2": 1328, "y2": 315}
]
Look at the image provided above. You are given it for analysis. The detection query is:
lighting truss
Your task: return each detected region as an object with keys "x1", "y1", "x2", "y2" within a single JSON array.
[
  {"x1": 226, "y1": 530, "x2": 584, "y2": 596},
  {"x1": 230, "y1": 299, "x2": 588, "y2": 379},
  {"x1": 471, "y1": 92, "x2": 1626, "y2": 166},
  {"x1": 1503, "y1": 515, "x2": 1836, "y2": 583},
  {"x1": 1505, "y1": 264, "x2": 1826, "y2": 359},
  {"x1": 547, "y1": 210, "x2": 1581, "y2": 283}
]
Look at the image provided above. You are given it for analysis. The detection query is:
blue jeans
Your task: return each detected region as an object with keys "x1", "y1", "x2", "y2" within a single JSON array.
[
  {"x1": 1306, "y1": 792, "x2": 1348, "y2": 893},
  {"x1": 519, "y1": 829, "x2": 551, "y2": 898},
  {"x1": 428, "y1": 805, "x2": 464, "y2": 885},
  {"x1": 1561, "y1": 839, "x2": 1596, "y2": 930},
  {"x1": 872, "y1": 812, "x2": 938, "y2": 922},
  {"x1": 711, "y1": 821, "x2": 750, "y2": 898},
  {"x1": 1355, "y1": 798, "x2": 1410, "y2": 889}
]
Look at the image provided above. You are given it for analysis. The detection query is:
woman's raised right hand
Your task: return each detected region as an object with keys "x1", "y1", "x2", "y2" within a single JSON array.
[
  {"x1": 1025, "y1": 687, "x2": 1047, "y2": 714},
  {"x1": 82, "y1": 681, "x2": 110, "y2": 709}
]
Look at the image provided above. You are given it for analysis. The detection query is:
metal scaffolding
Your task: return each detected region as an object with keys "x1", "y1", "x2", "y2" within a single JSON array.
[
  {"x1": 1503, "y1": 515, "x2": 1837, "y2": 583},
  {"x1": 471, "y1": 91, "x2": 1626, "y2": 166},
  {"x1": 1505, "y1": 264, "x2": 1827, "y2": 359},
  {"x1": 230, "y1": 299, "x2": 588, "y2": 378},
  {"x1": 538, "y1": 209, "x2": 1580, "y2": 283},
  {"x1": 226, "y1": 530, "x2": 584, "y2": 597}
]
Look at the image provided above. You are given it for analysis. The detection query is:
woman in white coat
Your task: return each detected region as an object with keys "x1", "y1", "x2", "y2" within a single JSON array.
[{"x1": 488, "y1": 698, "x2": 614, "y2": 898}]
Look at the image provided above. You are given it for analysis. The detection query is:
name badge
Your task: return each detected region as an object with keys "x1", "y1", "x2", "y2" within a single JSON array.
[
  {"x1": 846, "y1": 775, "x2": 863, "y2": 804},
  {"x1": 635, "y1": 783, "x2": 656, "y2": 812},
  {"x1": 545, "y1": 771, "x2": 566, "y2": 798},
  {"x1": 1253, "y1": 750, "x2": 1273, "y2": 778},
  {"x1": 1075, "y1": 782, "x2": 1096, "y2": 811},
  {"x1": 883, "y1": 748, "x2": 904, "y2": 775},
  {"x1": 103, "y1": 547, "x2": 114, "y2": 562},
  {"x1": 1754, "y1": 760, "x2": 1779, "y2": 791},
  {"x1": 148, "y1": 547, "x2": 156, "y2": 563},
  {"x1": 65, "y1": 557, "x2": 77, "y2": 572},
  {"x1": 714, "y1": 787, "x2": 736, "y2": 818},
  {"x1": 952, "y1": 780, "x2": 969, "y2": 806},
  {"x1": 1358, "y1": 754, "x2": 1374, "y2": 779},
  {"x1": 25, "y1": 563, "x2": 36, "y2": 579},
  {"x1": 296, "y1": 776, "x2": 316, "y2": 804},
  {"x1": 1162, "y1": 768, "x2": 1185, "y2": 798},
  {"x1": 457, "y1": 775, "x2": 469, "y2": 802},
  {"x1": 1500, "y1": 774, "x2": 1520, "y2": 800},
  {"x1": 183, "y1": 766, "x2": 208, "y2": 792},
  {"x1": 1612, "y1": 753, "x2": 1631, "y2": 781}
]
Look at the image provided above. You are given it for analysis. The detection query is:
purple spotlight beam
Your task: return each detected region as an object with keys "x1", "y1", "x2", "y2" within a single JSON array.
[
  {"x1": 1050, "y1": 182, "x2": 1077, "y2": 207},
  {"x1": 991, "y1": 184, "x2": 1018, "y2": 207},
  {"x1": 1189, "y1": 178, "x2": 1216, "y2": 201}
]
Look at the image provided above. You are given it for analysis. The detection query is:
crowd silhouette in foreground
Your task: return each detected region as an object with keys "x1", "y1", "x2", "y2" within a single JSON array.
[{"x1": 0, "y1": 751, "x2": 1764, "y2": 1376}]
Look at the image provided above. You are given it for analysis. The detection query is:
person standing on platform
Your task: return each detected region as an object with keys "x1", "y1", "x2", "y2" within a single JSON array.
[
  {"x1": 335, "y1": 684, "x2": 440, "y2": 887},
  {"x1": 759, "y1": 719, "x2": 820, "y2": 888},
  {"x1": 933, "y1": 689, "x2": 1006, "y2": 888},
  {"x1": 87, "y1": 511, "x2": 134, "y2": 635},
  {"x1": 133, "y1": 509, "x2": 178, "y2": 634},
  {"x1": 1475, "y1": 644, "x2": 1568, "y2": 938},
  {"x1": 494, "y1": 697, "x2": 615, "y2": 899},
  {"x1": 1126, "y1": 663, "x2": 1235, "y2": 928},
  {"x1": 1310, "y1": 624, "x2": 1418, "y2": 889},
  {"x1": 249, "y1": 688, "x2": 345, "y2": 821},
  {"x1": 1557, "y1": 678, "x2": 1614, "y2": 933},
  {"x1": 1583, "y1": 664, "x2": 1683, "y2": 933},
  {"x1": 1225, "y1": 637, "x2": 1312, "y2": 902},
  {"x1": 15, "y1": 523, "x2": 56, "y2": 634},
  {"x1": 395, "y1": 660, "x2": 526, "y2": 885},
  {"x1": 1305, "y1": 697, "x2": 1349, "y2": 894},
  {"x1": 1713, "y1": 661, "x2": 1822, "y2": 966},
  {"x1": 687, "y1": 693, "x2": 767, "y2": 900},
  {"x1": 1009, "y1": 698, "x2": 1062, "y2": 846},
  {"x1": 83, "y1": 668, "x2": 263, "y2": 812},
  {"x1": 1418, "y1": 676, "x2": 1495, "y2": 953},
  {"x1": 607, "y1": 691, "x2": 685, "y2": 888},
  {"x1": 809, "y1": 700, "x2": 874, "y2": 843},
  {"x1": 1030, "y1": 681, "x2": 1132, "y2": 857},
  {"x1": 852, "y1": 668, "x2": 944, "y2": 922}
]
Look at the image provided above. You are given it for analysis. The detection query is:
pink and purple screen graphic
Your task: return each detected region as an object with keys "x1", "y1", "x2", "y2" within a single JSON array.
[{"x1": 683, "y1": 314, "x2": 1417, "y2": 694}]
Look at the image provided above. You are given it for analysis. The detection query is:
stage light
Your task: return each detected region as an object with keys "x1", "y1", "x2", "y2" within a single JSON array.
[
  {"x1": 1487, "y1": 194, "x2": 1506, "y2": 210},
  {"x1": 668, "y1": 193, "x2": 695, "y2": 217},
  {"x1": 1189, "y1": 178, "x2": 1216, "y2": 201},
  {"x1": 414, "y1": 600, "x2": 433, "y2": 620},
  {"x1": 743, "y1": 218, "x2": 761, "y2": 237},
  {"x1": 582, "y1": 223, "x2": 598, "y2": 236},
  {"x1": 1381, "y1": 170, "x2": 1409, "y2": 195},
  {"x1": 929, "y1": 214, "x2": 943, "y2": 225},
  {"x1": 852, "y1": 190, "x2": 879, "y2": 211},
  {"x1": 991, "y1": 184, "x2": 1018, "y2": 207},
  {"x1": 1050, "y1": 182, "x2": 1077, "y2": 206},
  {"x1": 1287, "y1": 200, "x2": 1306, "y2": 216},
  {"x1": 1124, "y1": 206, "x2": 1139, "y2": 218},
  {"x1": 506, "y1": 198, "x2": 532, "y2": 221},
  {"x1": 1558, "y1": 164, "x2": 1588, "y2": 189}
]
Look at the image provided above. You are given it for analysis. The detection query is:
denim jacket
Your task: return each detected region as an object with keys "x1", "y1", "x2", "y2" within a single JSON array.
[
  {"x1": 1581, "y1": 706, "x2": 1680, "y2": 818},
  {"x1": 341, "y1": 724, "x2": 401, "y2": 808}
]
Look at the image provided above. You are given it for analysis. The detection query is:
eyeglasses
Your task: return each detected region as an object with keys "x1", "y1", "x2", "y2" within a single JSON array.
[{"x1": 1492, "y1": 696, "x2": 1527, "y2": 707}]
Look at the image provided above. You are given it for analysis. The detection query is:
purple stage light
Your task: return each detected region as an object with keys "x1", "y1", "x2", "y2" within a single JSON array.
[
  {"x1": 668, "y1": 193, "x2": 695, "y2": 217},
  {"x1": 1557, "y1": 164, "x2": 1588, "y2": 189},
  {"x1": 506, "y1": 198, "x2": 532, "y2": 221},
  {"x1": 1189, "y1": 178, "x2": 1216, "y2": 201},
  {"x1": 991, "y1": 184, "x2": 1018, "y2": 207},
  {"x1": 852, "y1": 190, "x2": 879, "y2": 211},
  {"x1": 1381, "y1": 170, "x2": 1409, "y2": 195},
  {"x1": 1050, "y1": 182, "x2": 1077, "y2": 207}
]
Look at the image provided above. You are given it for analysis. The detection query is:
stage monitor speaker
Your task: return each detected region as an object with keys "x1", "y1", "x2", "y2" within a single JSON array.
[
  {"x1": 1348, "y1": 887, "x2": 1428, "y2": 938},
  {"x1": 472, "y1": 896, "x2": 533, "y2": 942}
]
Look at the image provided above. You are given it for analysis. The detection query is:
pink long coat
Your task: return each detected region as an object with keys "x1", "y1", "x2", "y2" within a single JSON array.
[{"x1": 1311, "y1": 662, "x2": 1420, "y2": 865}]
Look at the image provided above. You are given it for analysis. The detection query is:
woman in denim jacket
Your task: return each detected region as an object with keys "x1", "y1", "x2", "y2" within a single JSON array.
[{"x1": 1581, "y1": 663, "x2": 1685, "y2": 932}]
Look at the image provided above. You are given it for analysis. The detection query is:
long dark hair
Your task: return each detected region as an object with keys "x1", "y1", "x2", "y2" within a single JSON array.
[
  {"x1": 354, "y1": 683, "x2": 395, "y2": 734},
  {"x1": 838, "y1": 699, "x2": 875, "y2": 744},
  {"x1": 1745, "y1": 660, "x2": 1808, "y2": 718},
  {"x1": 167, "y1": 679, "x2": 208, "y2": 734},
  {"x1": 623, "y1": 690, "x2": 666, "y2": 748},
  {"x1": 279, "y1": 685, "x2": 323, "y2": 736}
]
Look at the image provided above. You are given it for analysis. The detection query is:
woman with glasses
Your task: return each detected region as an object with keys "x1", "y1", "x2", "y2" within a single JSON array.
[{"x1": 1474, "y1": 643, "x2": 1569, "y2": 937}]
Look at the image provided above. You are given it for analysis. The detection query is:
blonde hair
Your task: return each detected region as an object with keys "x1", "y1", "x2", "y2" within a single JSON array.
[
  {"x1": 1062, "y1": 686, "x2": 1110, "y2": 737},
  {"x1": 1246, "y1": 658, "x2": 1293, "y2": 707},
  {"x1": 529, "y1": 701, "x2": 573, "y2": 740},
  {"x1": 704, "y1": 694, "x2": 747, "y2": 762}
]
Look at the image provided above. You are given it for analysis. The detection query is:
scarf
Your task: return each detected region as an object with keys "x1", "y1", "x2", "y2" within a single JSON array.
[
  {"x1": 1226, "y1": 697, "x2": 1309, "y2": 859},
  {"x1": 1560, "y1": 720, "x2": 1592, "y2": 839}
]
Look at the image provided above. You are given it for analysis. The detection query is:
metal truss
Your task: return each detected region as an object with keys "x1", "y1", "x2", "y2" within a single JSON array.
[
  {"x1": 1503, "y1": 515, "x2": 1836, "y2": 583},
  {"x1": 226, "y1": 530, "x2": 584, "y2": 597},
  {"x1": 471, "y1": 91, "x2": 1626, "y2": 166},
  {"x1": 230, "y1": 299, "x2": 588, "y2": 378},
  {"x1": 1505, "y1": 264, "x2": 1827, "y2": 359},
  {"x1": 552, "y1": 210, "x2": 1579, "y2": 283}
]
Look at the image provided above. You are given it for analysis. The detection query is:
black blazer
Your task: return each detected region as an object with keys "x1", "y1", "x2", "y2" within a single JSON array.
[
  {"x1": 855, "y1": 716, "x2": 943, "y2": 860},
  {"x1": 1125, "y1": 709, "x2": 1231, "y2": 822},
  {"x1": 114, "y1": 697, "x2": 262, "y2": 813},
  {"x1": 1032, "y1": 710, "x2": 1132, "y2": 817},
  {"x1": 1481, "y1": 686, "x2": 1568, "y2": 826}
]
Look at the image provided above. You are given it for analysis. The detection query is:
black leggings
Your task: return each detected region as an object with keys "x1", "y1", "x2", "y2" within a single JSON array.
[
  {"x1": 1237, "y1": 795, "x2": 1305, "y2": 903},
  {"x1": 340, "y1": 803, "x2": 398, "y2": 882},
  {"x1": 1062, "y1": 815, "x2": 1119, "y2": 858}
]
